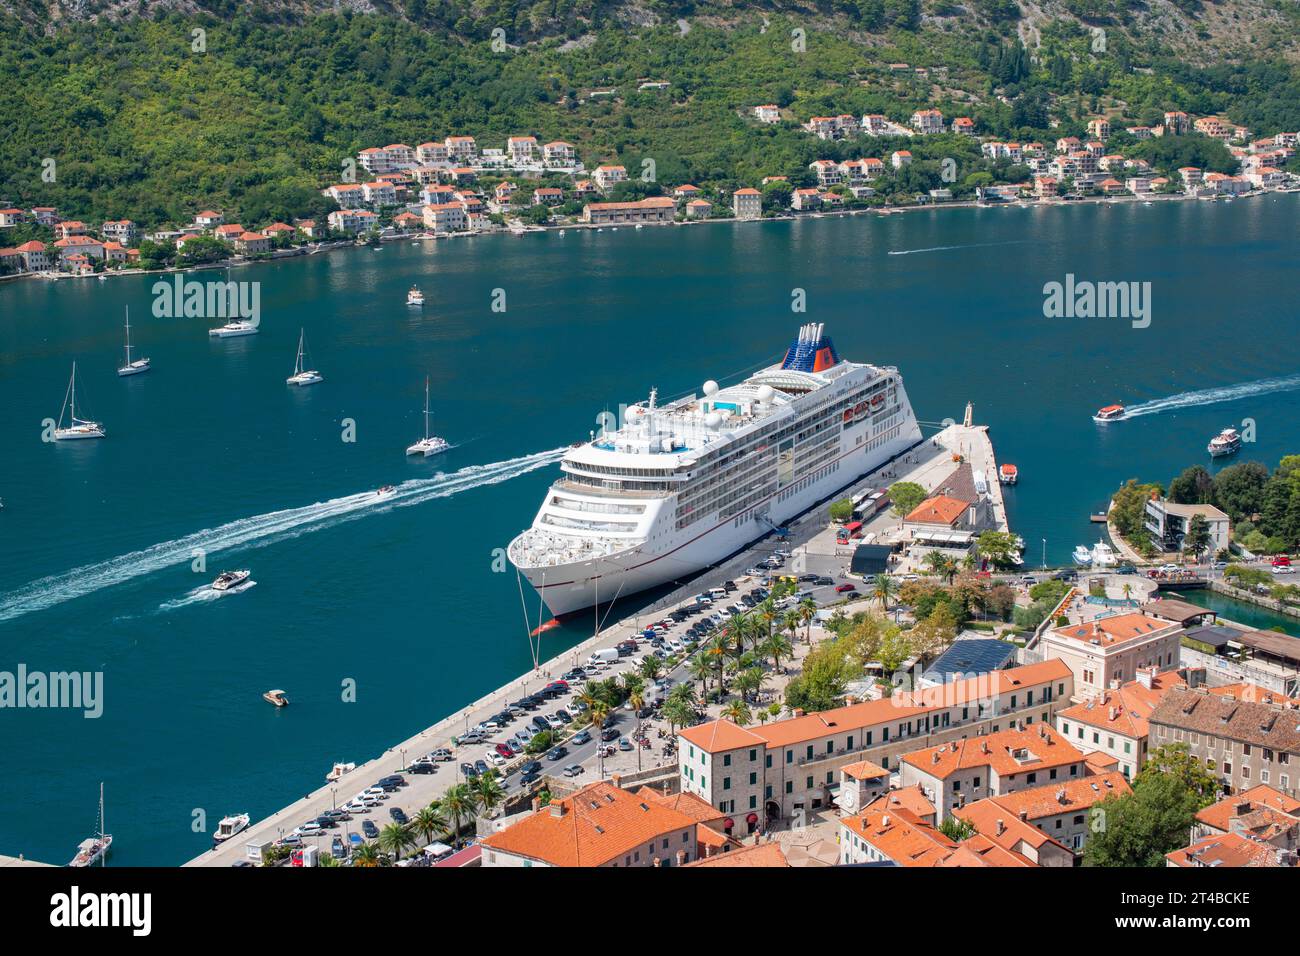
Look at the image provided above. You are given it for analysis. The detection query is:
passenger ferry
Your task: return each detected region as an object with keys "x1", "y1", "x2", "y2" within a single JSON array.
[
  {"x1": 509, "y1": 324, "x2": 922, "y2": 616},
  {"x1": 1092, "y1": 404, "x2": 1125, "y2": 423},
  {"x1": 1207, "y1": 427, "x2": 1242, "y2": 458}
]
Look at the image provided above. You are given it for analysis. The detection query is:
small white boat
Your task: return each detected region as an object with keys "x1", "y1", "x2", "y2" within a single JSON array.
[
  {"x1": 375, "y1": 485, "x2": 397, "y2": 499},
  {"x1": 1091, "y1": 541, "x2": 1116, "y2": 567},
  {"x1": 211, "y1": 569, "x2": 251, "y2": 592},
  {"x1": 1207, "y1": 427, "x2": 1242, "y2": 457},
  {"x1": 406, "y1": 377, "x2": 450, "y2": 457},
  {"x1": 209, "y1": 319, "x2": 259, "y2": 338},
  {"x1": 1072, "y1": 545, "x2": 1093, "y2": 567},
  {"x1": 263, "y1": 689, "x2": 289, "y2": 707},
  {"x1": 117, "y1": 307, "x2": 151, "y2": 376},
  {"x1": 69, "y1": 783, "x2": 112, "y2": 867},
  {"x1": 213, "y1": 813, "x2": 251, "y2": 846},
  {"x1": 53, "y1": 362, "x2": 106, "y2": 440},
  {"x1": 407, "y1": 285, "x2": 425, "y2": 307},
  {"x1": 1092, "y1": 404, "x2": 1125, "y2": 423},
  {"x1": 285, "y1": 328, "x2": 322, "y2": 386},
  {"x1": 326, "y1": 762, "x2": 356, "y2": 783}
]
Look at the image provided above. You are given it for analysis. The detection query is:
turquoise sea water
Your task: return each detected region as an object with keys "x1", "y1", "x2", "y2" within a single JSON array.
[
  {"x1": 1174, "y1": 589, "x2": 1300, "y2": 637},
  {"x1": 1, "y1": 196, "x2": 1298, "y2": 864}
]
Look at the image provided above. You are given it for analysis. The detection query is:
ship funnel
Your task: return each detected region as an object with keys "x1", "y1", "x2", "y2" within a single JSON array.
[{"x1": 781, "y1": 323, "x2": 840, "y2": 372}]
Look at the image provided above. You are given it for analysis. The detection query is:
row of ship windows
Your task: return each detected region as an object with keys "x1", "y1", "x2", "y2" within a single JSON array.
[
  {"x1": 540, "y1": 514, "x2": 640, "y2": 533},
  {"x1": 549, "y1": 495, "x2": 647, "y2": 516},
  {"x1": 769, "y1": 460, "x2": 842, "y2": 511}
]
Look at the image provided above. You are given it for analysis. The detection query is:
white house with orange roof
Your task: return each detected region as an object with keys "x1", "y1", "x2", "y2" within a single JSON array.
[
  {"x1": 416, "y1": 141, "x2": 449, "y2": 166},
  {"x1": 678, "y1": 659, "x2": 1074, "y2": 825},
  {"x1": 1038, "y1": 610, "x2": 1183, "y2": 700},
  {"x1": 52, "y1": 235, "x2": 104, "y2": 261},
  {"x1": 753, "y1": 105, "x2": 780, "y2": 124},
  {"x1": 809, "y1": 160, "x2": 842, "y2": 186},
  {"x1": 900, "y1": 724, "x2": 1090, "y2": 822},
  {"x1": 31, "y1": 206, "x2": 58, "y2": 225},
  {"x1": 361, "y1": 181, "x2": 397, "y2": 207},
  {"x1": 805, "y1": 116, "x2": 839, "y2": 140},
  {"x1": 952, "y1": 117, "x2": 975, "y2": 136},
  {"x1": 194, "y1": 210, "x2": 224, "y2": 229},
  {"x1": 0, "y1": 208, "x2": 24, "y2": 228},
  {"x1": 234, "y1": 231, "x2": 271, "y2": 254},
  {"x1": 444, "y1": 135, "x2": 478, "y2": 163},
  {"x1": 542, "y1": 141, "x2": 576, "y2": 166},
  {"x1": 732, "y1": 187, "x2": 761, "y2": 220},
  {"x1": 955, "y1": 771, "x2": 1131, "y2": 859},
  {"x1": 684, "y1": 198, "x2": 713, "y2": 219},
  {"x1": 421, "y1": 203, "x2": 468, "y2": 234},
  {"x1": 890, "y1": 150, "x2": 912, "y2": 169},
  {"x1": 910, "y1": 109, "x2": 944, "y2": 134},
  {"x1": 593, "y1": 164, "x2": 628, "y2": 191},
  {"x1": 507, "y1": 135, "x2": 538, "y2": 165}
]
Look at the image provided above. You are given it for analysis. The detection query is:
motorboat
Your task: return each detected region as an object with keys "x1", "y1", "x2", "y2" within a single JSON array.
[
  {"x1": 285, "y1": 328, "x2": 323, "y2": 386},
  {"x1": 1092, "y1": 404, "x2": 1125, "y2": 423},
  {"x1": 998, "y1": 464, "x2": 1018, "y2": 485},
  {"x1": 209, "y1": 319, "x2": 259, "y2": 337},
  {"x1": 407, "y1": 285, "x2": 425, "y2": 307},
  {"x1": 375, "y1": 485, "x2": 397, "y2": 499},
  {"x1": 1091, "y1": 541, "x2": 1117, "y2": 567},
  {"x1": 117, "y1": 306, "x2": 151, "y2": 376},
  {"x1": 213, "y1": 813, "x2": 251, "y2": 846},
  {"x1": 1072, "y1": 545, "x2": 1093, "y2": 567},
  {"x1": 326, "y1": 762, "x2": 356, "y2": 783},
  {"x1": 405, "y1": 376, "x2": 450, "y2": 457},
  {"x1": 1207, "y1": 427, "x2": 1242, "y2": 457},
  {"x1": 211, "y1": 570, "x2": 251, "y2": 592},
  {"x1": 53, "y1": 362, "x2": 106, "y2": 440},
  {"x1": 263, "y1": 689, "x2": 289, "y2": 707}
]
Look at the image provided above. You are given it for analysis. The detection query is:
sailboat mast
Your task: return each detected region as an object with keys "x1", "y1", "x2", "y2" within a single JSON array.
[
  {"x1": 99, "y1": 782, "x2": 106, "y2": 866},
  {"x1": 424, "y1": 376, "x2": 431, "y2": 440},
  {"x1": 70, "y1": 362, "x2": 77, "y2": 420},
  {"x1": 123, "y1": 307, "x2": 132, "y2": 364}
]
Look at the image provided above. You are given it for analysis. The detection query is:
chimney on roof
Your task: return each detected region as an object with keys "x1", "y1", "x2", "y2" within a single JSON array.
[
  {"x1": 1056, "y1": 788, "x2": 1067, "y2": 804},
  {"x1": 1018, "y1": 809, "x2": 1028, "y2": 822},
  {"x1": 845, "y1": 696, "x2": 856, "y2": 705},
  {"x1": 881, "y1": 815, "x2": 891, "y2": 827},
  {"x1": 611, "y1": 774, "x2": 622, "y2": 790},
  {"x1": 531, "y1": 797, "x2": 542, "y2": 813},
  {"x1": 793, "y1": 708, "x2": 805, "y2": 718},
  {"x1": 996, "y1": 819, "x2": 1006, "y2": 836},
  {"x1": 550, "y1": 802, "x2": 567, "y2": 818},
  {"x1": 981, "y1": 740, "x2": 989, "y2": 754},
  {"x1": 1136, "y1": 667, "x2": 1155, "y2": 690},
  {"x1": 1235, "y1": 802, "x2": 1252, "y2": 816},
  {"x1": 931, "y1": 751, "x2": 940, "y2": 764},
  {"x1": 1109, "y1": 706, "x2": 1118, "y2": 721},
  {"x1": 950, "y1": 741, "x2": 959, "y2": 752}
]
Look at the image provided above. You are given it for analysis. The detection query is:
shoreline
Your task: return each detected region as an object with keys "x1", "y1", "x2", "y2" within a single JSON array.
[{"x1": 4, "y1": 186, "x2": 1289, "y2": 288}]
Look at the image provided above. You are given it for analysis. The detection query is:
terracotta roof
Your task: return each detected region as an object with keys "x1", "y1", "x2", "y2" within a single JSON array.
[
  {"x1": 635, "y1": 787, "x2": 727, "y2": 824},
  {"x1": 685, "y1": 842, "x2": 790, "y2": 867},
  {"x1": 1049, "y1": 612, "x2": 1178, "y2": 650},
  {"x1": 678, "y1": 719, "x2": 766, "y2": 752},
  {"x1": 842, "y1": 760, "x2": 889, "y2": 782},
  {"x1": 1150, "y1": 687, "x2": 1300, "y2": 753},
  {"x1": 1056, "y1": 670, "x2": 1185, "y2": 737},
  {"x1": 904, "y1": 495, "x2": 969, "y2": 526},
  {"x1": 936, "y1": 834, "x2": 1035, "y2": 867},
  {"x1": 1195, "y1": 785, "x2": 1300, "y2": 834},
  {"x1": 481, "y1": 781, "x2": 698, "y2": 867},
  {"x1": 865, "y1": 785, "x2": 935, "y2": 822},
  {"x1": 733, "y1": 188, "x2": 761, "y2": 196},
  {"x1": 956, "y1": 799, "x2": 1063, "y2": 854},
  {"x1": 1166, "y1": 831, "x2": 1287, "y2": 867},
  {"x1": 841, "y1": 807, "x2": 958, "y2": 866},
  {"x1": 901, "y1": 724, "x2": 1085, "y2": 781},
  {"x1": 585, "y1": 197, "x2": 675, "y2": 212},
  {"x1": 972, "y1": 771, "x2": 1130, "y2": 821}
]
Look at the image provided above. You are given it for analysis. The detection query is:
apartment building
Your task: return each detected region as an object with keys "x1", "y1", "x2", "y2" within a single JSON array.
[
  {"x1": 956, "y1": 771, "x2": 1131, "y2": 859},
  {"x1": 1055, "y1": 668, "x2": 1186, "y2": 778},
  {"x1": 542, "y1": 141, "x2": 576, "y2": 166},
  {"x1": 444, "y1": 135, "x2": 478, "y2": 163},
  {"x1": 677, "y1": 659, "x2": 1073, "y2": 826},
  {"x1": 753, "y1": 105, "x2": 780, "y2": 124},
  {"x1": 1037, "y1": 610, "x2": 1183, "y2": 699},
  {"x1": 593, "y1": 165, "x2": 628, "y2": 191},
  {"x1": 1150, "y1": 686, "x2": 1300, "y2": 796},
  {"x1": 421, "y1": 202, "x2": 468, "y2": 234},
  {"x1": 910, "y1": 109, "x2": 944, "y2": 134},
  {"x1": 582, "y1": 196, "x2": 675, "y2": 225},
  {"x1": 732, "y1": 187, "x2": 762, "y2": 221},
  {"x1": 506, "y1": 135, "x2": 537, "y2": 165}
]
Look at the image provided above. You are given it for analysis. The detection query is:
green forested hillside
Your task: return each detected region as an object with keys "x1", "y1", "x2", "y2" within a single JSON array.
[{"x1": 1, "y1": 5, "x2": 1299, "y2": 228}]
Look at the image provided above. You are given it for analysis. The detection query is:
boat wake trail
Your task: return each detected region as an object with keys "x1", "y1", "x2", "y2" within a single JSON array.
[
  {"x1": 0, "y1": 447, "x2": 565, "y2": 623},
  {"x1": 1121, "y1": 374, "x2": 1300, "y2": 420},
  {"x1": 157, "y1": 581, "x2": 256, "y2": 613},
  {"x1": 887, "y1": 240, "x2": 1029, "y2": 256}
]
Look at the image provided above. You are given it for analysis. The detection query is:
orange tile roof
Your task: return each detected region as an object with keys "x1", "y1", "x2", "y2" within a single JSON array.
[
  {"x1": 842, "y1": 760, "x2": 889, "y2": 782},
  {"x1": 678, "y1": 719, "x2": 766, "y2": 752},
  {"x1": 904, "y1": 494, "x2": 968, "y2": 526},
  {"x1": 585, "y1": 197, "x2": 676, "y2": 212},
  {"x1": 937, "y1": 834, "x2": 1035, "y2": 867},
  {"x1": 974, "y1": 771, "x2": 1129, "y2": 822},
  {"x1": 635, "y1": 787, "x2": 727, "y2": 824},
  {"x1": 955, "y1": 799, "x2": 1063, "y2": 854},
  {"x1": 686, "y1": 842, "x2": 790, "y2": 867},
  {"x1": 901, "y1": 725, "x2": 1084, "y2": 781},
  {"x1": 841, "y1": 807, "x2": 958, "y2": 866},
  {"x1": 1195, "y1": 785, "x2": 1300, "y2": 833},
  {"x1": 1166, "y1": 831, "x2": 1286, "y2": 868},
  {"x1": 481, "y1": 781, "x2": 698, "y2": 867},
  {"x1": 1056, "y1": 670, "x2": 1185, "y2": 737},
  {"x1": 733, "y1": 188, "x2": 760, "y2": 196},
  {"x1": 1049, "y1": 612, "x2": 1177, "y2": 650},
  {"x1": 865, "y1": 785, "x2": 935, "y2": 822}
]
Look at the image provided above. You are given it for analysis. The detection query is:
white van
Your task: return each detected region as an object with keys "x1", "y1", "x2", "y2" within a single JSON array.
[
  {"x1": 708, "y1": 587, "x2": 727, "y2": 599},
  {"x1": 588, "y1": 648, "x2": 619, "y2": 665}
]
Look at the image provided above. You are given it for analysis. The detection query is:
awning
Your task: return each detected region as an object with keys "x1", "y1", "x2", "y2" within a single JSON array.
[
  {"x1": 745, "y1": 812, "x2": 758, "y2": 825},
  {"x1": 723, "y1": 817, "x2": 735, "y2": 831}
]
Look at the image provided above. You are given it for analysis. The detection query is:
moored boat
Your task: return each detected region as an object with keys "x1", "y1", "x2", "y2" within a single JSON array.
[
  {"x1": 1072, "y1": 545, "x2": 1093, "y2": 567},
  {"x1": 407, "y1": 285, "x2": 425, "y2": 307},
  {"x1": 999, "y1": 464, "x2": 1018, "y2": 485},
  {"x1": 209, "y1": 319, "x2": 259, "y2": 338},
  {"x1": 213, "y1": 813, "x2": 251, "y2": 846},
  {"x1": 117, "y1": 306, "x2": 151, "y2": 377},
  {"x1": 68, "y1": 783, "x2": 112, "y2": 867},
  {"x1": 405, "y1": 377, "x2": 450, "y2": 457},
  {"x1": 53, "y1": 362, "x2": 106, "y2": 440},
  {"x1": 326, "y1": 762, "x2": 356, "y2": 783},
  {"x1": 285, "y1": 328, "x2": 323, "y2": 386}
]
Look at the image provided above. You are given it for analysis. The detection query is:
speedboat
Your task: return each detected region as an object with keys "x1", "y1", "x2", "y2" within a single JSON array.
[
  {"x1": 263, "y1": 689, "x2": 289, "y2": 707},
  {"x1": 285, "y1": 328, "x2": 322, "y2": 386},
  {"x1": 1207, "y1": 427, "x2": 1241, "y2": 457},
  {"x1": 998, "y1": 464, "x2": 1018, "y2": 485},
  {"x1": 213, "y1": 813, "x2": 251, "y2": 846},
  {"x1": 1093, "y1": 404, "x2": 1125, "y2": 423},
  {"x1": 407, "y1": 285, "x2": 425, "y2": 307},
  {"x1": 1072, "y1": 545, "x2": 1093, "y2": 567},
  {"x1": 211, "y1": 570, "x2": 251, "y2": 592},
  {"x1": 53, "y1": 362, "x2": 106, "y2": 440},
  {"x1": 375, "y1": 485, "x2": 397, "y2": 499},
  {"x1": 1091, "y1": 541, "x2": 1116, "y2": 567},
  {"x1": 405, "y1": 376, "x2": 449, "y2": 457},
  {"x1": 209, "y1": 319, "x2": 259, "y2": 337}
]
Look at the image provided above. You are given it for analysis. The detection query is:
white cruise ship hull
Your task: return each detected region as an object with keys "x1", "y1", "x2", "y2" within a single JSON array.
[{"x1": 516, "y1": 424, "x2": 919, "y2": 617}]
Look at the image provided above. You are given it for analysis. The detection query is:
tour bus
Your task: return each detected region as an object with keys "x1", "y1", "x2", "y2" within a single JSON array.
[{"x1": 836, "y1": 521, "x2": 864, "y2": 545}]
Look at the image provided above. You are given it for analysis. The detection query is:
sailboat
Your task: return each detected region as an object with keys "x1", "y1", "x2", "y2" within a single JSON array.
[
  {"x1": 405, "y1": 376, "x2": 449, "y2": 457},
  {"x1": 68, "y1": 782, "x2": 113, "y2": 867},
  {"x1": 53, "y1": 362, "x2": 106, "y2": 440},
  {"x1": 117, "y1": 306, "x2": 151, "y2": 377},
  {"x1": 285, "y1": 328, "x2": 323, "y2": 386}
]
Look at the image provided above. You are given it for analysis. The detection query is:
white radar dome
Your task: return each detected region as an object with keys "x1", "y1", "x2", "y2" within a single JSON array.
[
  {"x1": 704, "y1": 412, "x2": 723, "y2": 429},
  {"x1": 756, "y1": 385, "x2": 775, "y2": 403},
  {"x1": 702, "y1": 380, "x2": 719, "y2": 396}
]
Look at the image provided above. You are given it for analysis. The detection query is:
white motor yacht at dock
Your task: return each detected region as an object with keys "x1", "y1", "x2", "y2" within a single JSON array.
[
  {"x1": 509, "y1": 323, "x2": 922, "y2": 617},
  {"x1": 212, "y1": 813, "x2": 250, "y2": 847},
  {"x1": 1072, "y1": 545, "x2": 1093, "y2": 567}
]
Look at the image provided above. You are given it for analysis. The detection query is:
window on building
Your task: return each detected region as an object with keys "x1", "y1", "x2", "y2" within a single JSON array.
[{"x1": 723, "y1": 754, "x2": 731, "y2": 767}]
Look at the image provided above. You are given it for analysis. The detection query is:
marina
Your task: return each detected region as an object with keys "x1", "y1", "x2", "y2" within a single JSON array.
[{"x1": 2, "y1": 197, "x2": 1299, "y2": 864}]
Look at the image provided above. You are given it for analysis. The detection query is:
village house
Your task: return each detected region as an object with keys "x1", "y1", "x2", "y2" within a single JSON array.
[
  {"x1": 390, "y1": 211, "x2": 422, "y2": 231},
  {"x1": 31, "y1": 206, "x2": 58, "y2": 225},
  {"x1": 593, "y1": 165, "x2": 628, "y2": 191},
  {"x1": 194, "y1": 210, "x2": 224, "y2": 229},
  {"x1": 233, "y1": 231, "x2": 271, "y2": 254},
  {"x1": 952, "y1": 117, "x2": 975, "y2": 136},
  {"x1": 416, "y1": 142, "x2": 449, "y2": 166},
  {"x1": 753, "y1": 104, "x2": 780, "y2": 124},
  {"x1": 791, "y1": 188, "x2": 821, "y2": 211},
  {"x1": 1055, "y1": 668, "x2": 1186, "y2": 778},
  {"x1": 1087, "y1": 118, "x2": 1111, "y2": 140},
  {"x1": 326, "y1": 209, "x2": 378, "y2": 235},
  {"x1": 0, "y1": 208, "x2": 24, "y2": 228},
  {"x1": 910, "y1": 109, "x2": 944, "y2": 134},
  {"x1": 507, "y1": 136, "x2": 538, "y2": 165},
  {"x1": 805, "y1": 116, "x2": 839, "y2": 140},
  {"x1": 52, "y1": 235, "x2": 104, "y2": 261},
  {"x1": 421, "y1": 202, "x2": 468, "y2": 234},
  {"x1": 14, "y1": 239, "x2": 51, "y2": 271},
  {"x1": 890, "y1": 150, "x2": 912, "y2": 170},
  {"x1": 531, "y1": 187, "x2": 565, "y2": 206},
  {"x1": 361, "y1": 181, "x2": 397, "y2": 207},
  {"x1": 1164, "y1": 111, "x2": 1191, "y2": 135},
  {"x1": 63, "y1": 253, "x2": 94, "y2": 275},
  {"x1": 810, "y1": 160, "x2": 842, "y2": 186},
  {"x1": 685, "y1": 199, "x2": 713, "y2": 219},
  {"x1": 54, "y1": 221, "x2": 88, "y2": 240},
  {"x1": 671, "y1": 184, "x2": 702, "y2": 203},
  {"x1": 327, "y1": 184, "x2": 365, "y2": 206},
  {"x1": 542, "y1": 141, "x2": 576, "y2": 167},
  {"x1": 444, "y1": 135, "x2": 478, "y2": 163},
  {"x1": 732, "y1": 188, "x2": 761, "y2": 221},
  {"x1": 582, "y1": 196, "x2": 675, "y2": 226}
]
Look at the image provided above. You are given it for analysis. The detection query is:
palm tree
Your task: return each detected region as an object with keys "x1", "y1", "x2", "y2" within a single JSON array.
[
  {"x1": 798, "y1": 597, "x2": 817, "y2": 644},
  {"x1": 758, "y1": 599, "x2": 778, "y2": 645},
  {"x1": 706, "y1": 635, "x2": 729, "y2": 694},
  {"x1": 575, "y1": 687, "x2": 602, "y2": 726},
  {"x1": 734, "y1": 666, "x2": 765, "y2": 703},
  {"x1": 760, "y1": 632, "x2": 794, "y2": 672},
  {"x1": 661, "y1": 696, "x2": 695, "y2": 733},
  {"x1": 627, "y1": 682, "x2": 647, "y2": 771},
  {"x1": 638, "y1": 655, "x2": 663, "y2": 682},
  {"x1": 621, "y1": 673, "x2": 645, "y2": 702},
  {"x1": 412, "y1": 804, "x2": 448, "y2": 846},
  {"x1": 440, "y1": 783, "x2": 477, "y2": 849},
  {"x1": 782, "y1": 609, "x2": 800, "y2": 647},
  {"x1": 873, "y1": 573, "x2": 896, "y2": 612},
  {"x1": 471, "y1": 770, "x2": 506, "y2": 817},
  {"x1": 722, "y1": 699, "x2": 752, "y2": 726},
  {"x1": 378, "y1": 822, "x2": 417, "y2": 862},
  {"x1": 352, "y1": 842, "x2": 382, "y2": 867},
  {"x1": 688, "y1": 653, "x2": 713, "y2": 697}
]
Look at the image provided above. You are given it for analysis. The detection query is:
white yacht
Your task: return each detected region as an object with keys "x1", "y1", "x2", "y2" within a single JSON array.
[
  {"x1": 69, "y1": 783, "x2": 112, "y2": 867},
  {"x1": 407, "y1": 285, "x2": 425, "y2": 307},
  {"x1": 1072, "y1": 545, "x2": 1093, "y2": 567},
  {"x1": 285, "y1": 328, "x2": 323, "y2": 386},
  {"x1": 212, "y1": 813, "x2": 251, "y2": 847},
  {"x1": 211, "y1": 570, "x2": 251, "y2": 592},
  {"x1": 1090, "y1": 540, "x2": 1117, "y2": 567},
  {"x1": 53, "y1": 362, "x2": 106, "y2": 440},
  {"x1": 116, "y1": 306, "x2": 151, "y2": 376},
  {"x1": 1207, "y1": 427, "x2": 1242, "y2": 457},
  {"x1": 406, "y1": 377, "x2": 449, "y2": 457},
  {"x1": 509, "y1": 324, "x2": 923, "y2": 617},
  {"x1": 208, "y1": 319, "x2": 259, "y2": 338}
]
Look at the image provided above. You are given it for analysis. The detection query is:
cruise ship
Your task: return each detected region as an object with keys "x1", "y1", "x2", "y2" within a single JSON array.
[{"x1": 508, "y1": 324, "x2": 923, "y2": 617}]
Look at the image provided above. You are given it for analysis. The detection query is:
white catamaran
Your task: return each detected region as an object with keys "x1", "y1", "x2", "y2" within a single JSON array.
[
  {"x1": 509, "y1": 324, "x2": 922, "y2": 617},
  {"x1": 285, "y1": 328, "x2": 323, "y2": 386},
  {"x1": 68, "y1": 783, "x2": 113, "y2": 867},
  {"x1": 116, "y1": 306, "x2": 151, "y2": 377},
  {"x1": 53, "y1": 362, "x2": 106, "y2": 440},
  {"x1": 405, "y1": 376, "x2": 449, "y2": 457}
]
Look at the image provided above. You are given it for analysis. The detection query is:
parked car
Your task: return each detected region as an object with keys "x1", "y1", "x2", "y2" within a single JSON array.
[
  {"x1": 362, "y1": 820, "x2": 379, "y2": 839},
  {"x1": 495, "y1": 743, "x2": 514, "y2": 759},
  {"x1": 428, "y1": 748, "x2": 453, "y2": 762},
  {"x1": 408, "y1": 761, "x2": 435, "y2": 775},
  {"x1": 562, "y1": 764, "x2": 584, "y2": 778},
  {"x1": 389, "y1": 807, "x2": 408, "y2": 824},
  {"x1": 835, "y1": 583, "x2": 856, "y2": 593},
  {"x1": 601, "y1": 727, "x2": 620, "y2": 742},
  {"x1": 473, "y1": 759, "x2": 490, "y2": 776},
  {"x1": 618, "y1": 736, "x2": 633, "y2": 751}
]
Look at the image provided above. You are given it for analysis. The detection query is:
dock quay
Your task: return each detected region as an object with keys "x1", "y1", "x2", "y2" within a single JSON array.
[{"x1": 190, "y1": 420, "x2": 1005, "y2": 867}]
